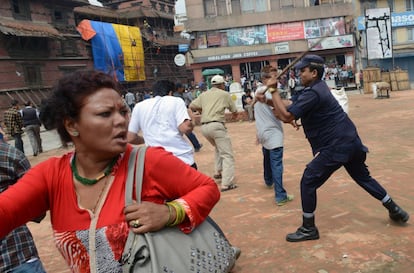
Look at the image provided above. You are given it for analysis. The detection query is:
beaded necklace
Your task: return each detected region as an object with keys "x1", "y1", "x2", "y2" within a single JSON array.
[{"x1": 71, "y1": 154, "x2": 118, "y2": 185}]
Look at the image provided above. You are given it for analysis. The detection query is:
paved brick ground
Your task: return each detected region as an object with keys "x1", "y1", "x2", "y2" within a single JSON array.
[{"x1": 26, "y1": 90, "x2": 414, "y2": 273}]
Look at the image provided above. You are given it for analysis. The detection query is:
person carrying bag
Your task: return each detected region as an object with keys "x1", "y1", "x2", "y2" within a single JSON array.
[
  {"x1": 121, "y1": 146, "x2": 240, "y2": 273},
  {"x1": 0, "y1": 71, "x2": 236, "y2": 273}
]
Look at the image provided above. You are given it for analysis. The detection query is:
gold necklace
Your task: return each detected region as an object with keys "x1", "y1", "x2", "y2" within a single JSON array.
[{"x1": 90, "y1": 176, "x2": 110, "y2": 214}]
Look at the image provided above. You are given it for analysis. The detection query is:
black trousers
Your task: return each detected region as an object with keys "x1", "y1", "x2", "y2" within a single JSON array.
[{"x1": 300, "y1": 141, "x2": 387, "y2": 213}]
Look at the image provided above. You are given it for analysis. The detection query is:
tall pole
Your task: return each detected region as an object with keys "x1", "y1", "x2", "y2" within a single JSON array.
[{"x1": 387, "y1": 0, "x2": 395, "y2": 69}]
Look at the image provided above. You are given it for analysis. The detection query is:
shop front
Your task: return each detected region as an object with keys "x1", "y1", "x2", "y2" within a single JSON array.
[{"x1": 187, "y1": 14, "x2": 361, "y2": 90}]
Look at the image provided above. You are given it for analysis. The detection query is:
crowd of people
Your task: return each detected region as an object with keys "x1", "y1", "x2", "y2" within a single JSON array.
[{"x1": 0, "y1": 54, "x2": 409, "y2": 272}]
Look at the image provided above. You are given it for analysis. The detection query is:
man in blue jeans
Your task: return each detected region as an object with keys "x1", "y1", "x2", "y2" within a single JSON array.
[
  {"x1": 0, "y1": 138, "x2": 46, "y2": 272},
  {"x1": 254, "y1": 65, "x2": 293, "y2": 205},
  {"x1": 186, "y1": 131, "x2": 203, "y2": 152}
]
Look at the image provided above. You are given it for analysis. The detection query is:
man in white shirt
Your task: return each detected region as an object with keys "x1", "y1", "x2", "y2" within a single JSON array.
[
  {"x1": 124, "y1": 90, "x2": 136, "y2": 111},
  {"x1": 127, "y1": 80, "x2": 197, "y2": 168}
]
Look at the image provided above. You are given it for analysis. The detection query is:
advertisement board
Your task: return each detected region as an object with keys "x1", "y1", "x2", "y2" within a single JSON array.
[{"x1": 365, "y1": 8, "x2": 392, "y2": 60}]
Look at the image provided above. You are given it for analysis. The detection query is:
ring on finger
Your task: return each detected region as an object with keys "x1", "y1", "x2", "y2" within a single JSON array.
[{"x1": 131, "y1": 219, "x2": 140, "y2": 228}]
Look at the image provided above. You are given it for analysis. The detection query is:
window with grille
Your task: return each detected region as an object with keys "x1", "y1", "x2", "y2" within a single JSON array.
[
  {"x1": 408, "y1": 26, "x2": 414, "y2": 41},
  {"x1": 60, "y1": 40, "x2": 79, "y2": 57},
  {"x1": 281, "y1": 0, "x2": 294, "y2": 8},
  {"x1": 407, "y1": 0, "x2": 414, "y2": 11},
  {"x1": 204, "y1": 0, "x2": 216, "y2": 16},
  {"x1": 23, "y1": 65, "x2": 42, "y2": 86},
  {"x1": 241, "y1": 0, "x2": 269, "y2": 13},
  {"x1": 53, "y1": 9, "x2": 69, "y2": 24},
  {"x1": 6, "y1": 37, "x2": 49, "y2": 57},
  {"x1": 391, "y1": 29, "x2": 396, "y2": 44},
  {"x1": 256, "y1": 0, "x2": 268, "y2": 11},
  {"x1": 217, "y1": 0, "x2": 228, "y2": 16},
  {"x1": 231, "y1": 0, "x2": 241, "y2": 15},
  {"x1": 11, "y1": 0, "x2": 31, "y2": 20}
]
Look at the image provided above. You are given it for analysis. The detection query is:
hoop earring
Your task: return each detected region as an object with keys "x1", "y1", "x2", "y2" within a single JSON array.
[{"x1": 71, "y1": 131, "x2": 79, "y2": 137}]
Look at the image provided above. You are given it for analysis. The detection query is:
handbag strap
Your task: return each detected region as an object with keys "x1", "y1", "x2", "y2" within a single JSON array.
[{"x1": 125, "y1": 146, "x2": 148, "y2": 206}]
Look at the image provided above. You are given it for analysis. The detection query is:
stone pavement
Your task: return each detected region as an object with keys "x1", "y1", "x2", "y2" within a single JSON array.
[{"x1": 25, "y1": 90, "x2": 414, "y2": 273}]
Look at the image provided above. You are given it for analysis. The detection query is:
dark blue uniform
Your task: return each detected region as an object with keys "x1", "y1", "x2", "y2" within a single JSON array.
[{"x1": 288, "y1": 79, "x2": 387, "y2": 213}]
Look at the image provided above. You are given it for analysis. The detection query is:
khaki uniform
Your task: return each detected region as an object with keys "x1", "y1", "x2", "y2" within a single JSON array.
[{"x1": 190, "y1": 87, "x2": 237, "y2": 187}]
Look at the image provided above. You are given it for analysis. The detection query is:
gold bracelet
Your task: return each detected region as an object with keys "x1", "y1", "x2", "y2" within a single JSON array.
[
  {"x1": 171, "y1": 201, "x2": 185, "y2": 226},
  {"x1": 165, "y1": 201, "x2": 186, "y2": 226},
  {"x1": 165, "y1": 203, "x2": 174, "y2": 226},
  {"x1": 175, "y1": 203, "x2": 186, "y2": 225}
]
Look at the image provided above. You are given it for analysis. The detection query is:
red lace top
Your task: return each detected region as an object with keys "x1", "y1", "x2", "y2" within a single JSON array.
[{"x1": 0, "y1": 145, "x2": 220, "y2": 273}]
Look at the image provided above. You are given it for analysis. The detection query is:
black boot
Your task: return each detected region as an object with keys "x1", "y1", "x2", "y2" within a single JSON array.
[
  {"x1": 383, "y1": 199, "x2": 409, "y2": 223},
  {"x1": 286, "y1": 215, "x2": 320, "y2": 242}
]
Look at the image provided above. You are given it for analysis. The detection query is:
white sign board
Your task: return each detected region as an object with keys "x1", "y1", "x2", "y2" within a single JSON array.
[
  {"x1": 365, "y1": 8, "x2": 392, "y2": 60},
  {"x1": 274, "y1": 42, "x2": 290, "y2": 54}
]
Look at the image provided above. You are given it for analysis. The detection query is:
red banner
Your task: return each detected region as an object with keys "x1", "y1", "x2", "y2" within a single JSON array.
[
  {"x1": 267, "y1": 22, "x2": 304, "y2": 43},
  {"x1": 207, "y1": 32, "x2": 222, "y2": 46}
]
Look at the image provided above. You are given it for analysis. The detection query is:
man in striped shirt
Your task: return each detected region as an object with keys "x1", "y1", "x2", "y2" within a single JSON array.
[
  {"x1": 3, "y1": 100, "x2": 24, "y2": 153},
  {"x1": 0, "y1": 140, "x2": 46, "y2": 272}
]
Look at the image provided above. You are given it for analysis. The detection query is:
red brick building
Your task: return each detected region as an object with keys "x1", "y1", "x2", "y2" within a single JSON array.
[
  {"x1": 74, "y1": 0, "x2": 193, "y2": 93},
  {"x1": 0, "y1": 0, "x2": 192, "y2": 118},
  {"x1": 0, "y1": 0, "x2": 92, "y2": 116}
]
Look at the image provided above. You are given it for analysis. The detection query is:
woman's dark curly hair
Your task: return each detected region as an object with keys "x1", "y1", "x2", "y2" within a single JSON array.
[{"x1": 40, "y1": 70, "x2": 121, "y2": 145}]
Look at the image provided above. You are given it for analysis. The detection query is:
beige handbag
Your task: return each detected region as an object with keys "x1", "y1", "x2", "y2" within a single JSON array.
[{"x1": 121, "y1": 146, "x2": 238, "y2": 273}]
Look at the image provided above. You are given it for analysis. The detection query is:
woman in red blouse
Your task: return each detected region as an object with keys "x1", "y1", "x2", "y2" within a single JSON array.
[{"x1": 0, "y1": 70, "x2": 220, "y2": 273}]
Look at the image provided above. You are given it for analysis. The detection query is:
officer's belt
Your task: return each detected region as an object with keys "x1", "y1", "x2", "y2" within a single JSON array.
[{"x1": 201, "y1": 121, "x2": 224, "y2": 125}]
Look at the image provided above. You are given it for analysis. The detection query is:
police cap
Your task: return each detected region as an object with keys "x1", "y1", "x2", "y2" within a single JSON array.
[{"x1": 294, "y1": 54, "x2": 324, "y2": 70}]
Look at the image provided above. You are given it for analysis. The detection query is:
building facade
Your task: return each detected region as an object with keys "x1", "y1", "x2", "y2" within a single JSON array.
[
  {"x1": 0, "y1": 0, "x2": 194, "y2": 117},
  {"x1": 77, "y1": 0, "x2": 194, "y2": 91},
  {"x1": 183, "y1": 0, "x2": 356, "y2": 86},
  {"x1": 357, "y1": 0, "x2": 414, "y2": 87},
  {"x1": 0, "y1": 0, "x2": 92, "y2": 115}
]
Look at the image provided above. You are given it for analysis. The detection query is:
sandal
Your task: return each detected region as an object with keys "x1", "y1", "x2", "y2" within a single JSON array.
[
  {"x1": 221, "y1": 184, "x2": 238, "y2": 192},
  {"x1": 213, "y1": 173, "x2": 222, "y2": 179}
]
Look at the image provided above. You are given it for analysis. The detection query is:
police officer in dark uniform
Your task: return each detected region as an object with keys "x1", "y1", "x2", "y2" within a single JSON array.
[{"x1": 257, "y1": 54, "x2": 409, "y2": 242}]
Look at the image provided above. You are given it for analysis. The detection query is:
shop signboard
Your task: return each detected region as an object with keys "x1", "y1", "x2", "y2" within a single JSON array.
[
  {"x1": 193, "y1": 49, "x2": 272, "y2": 63},
  {"x1": 308, "y1": 34, "x2": 354, "y2": 51}
]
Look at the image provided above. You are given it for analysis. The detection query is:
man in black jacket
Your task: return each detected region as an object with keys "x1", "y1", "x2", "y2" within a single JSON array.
[{"x1": 21, "y1": 101, "x2": 43, "y2": 156}]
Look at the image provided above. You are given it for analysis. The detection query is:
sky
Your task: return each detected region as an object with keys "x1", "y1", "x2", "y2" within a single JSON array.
[{"x1": 88, "y1": 0, "x2": 103, "y2": 7}]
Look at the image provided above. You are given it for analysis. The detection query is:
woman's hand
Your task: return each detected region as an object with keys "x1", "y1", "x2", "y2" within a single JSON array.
[{"x1": 124, "y1": 201, "x2": 170, "y2": 233}]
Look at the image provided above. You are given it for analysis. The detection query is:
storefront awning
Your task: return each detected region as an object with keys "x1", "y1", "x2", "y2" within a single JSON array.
[{"x1": 0, "y1": 17, "x2": 62, "y2": 38}]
